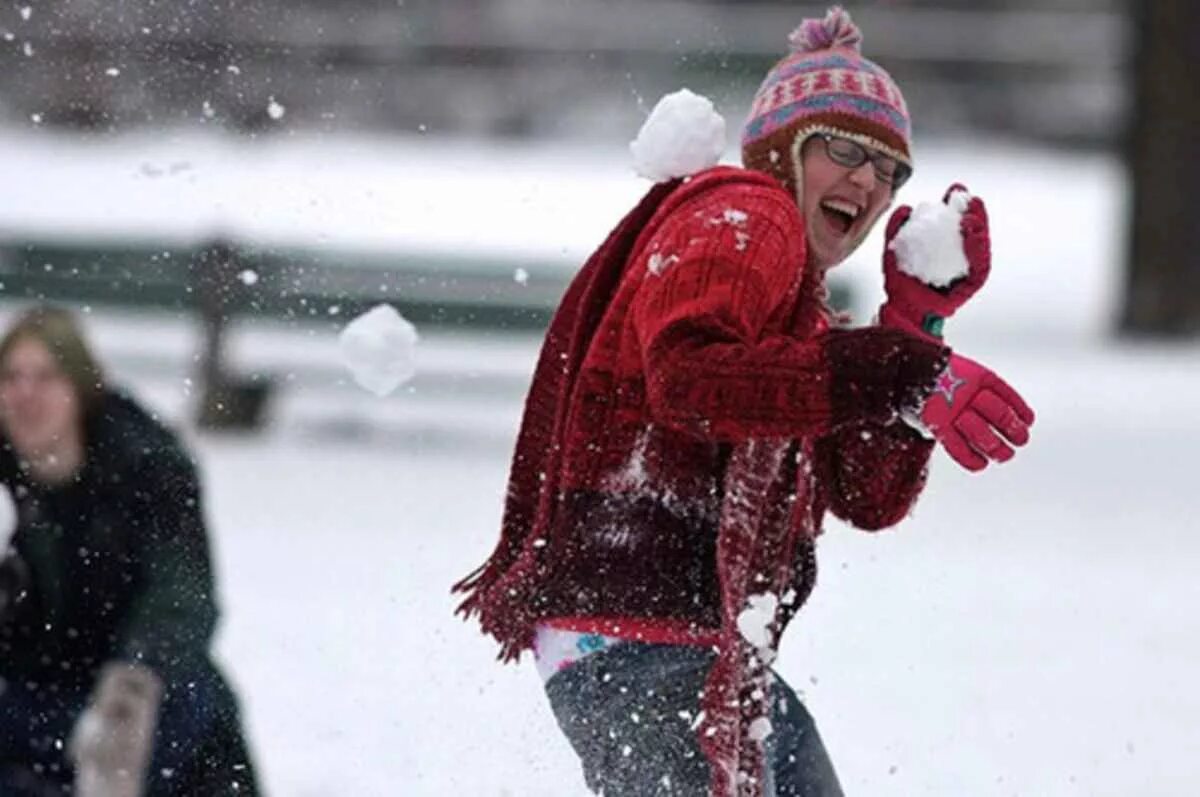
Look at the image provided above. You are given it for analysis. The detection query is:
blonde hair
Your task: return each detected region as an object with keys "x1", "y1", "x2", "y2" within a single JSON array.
[{"x1": 0, "y1": 305, "x2": 106, "y2": 415}]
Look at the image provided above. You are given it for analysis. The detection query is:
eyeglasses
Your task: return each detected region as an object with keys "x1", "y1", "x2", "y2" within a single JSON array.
[{"x1": 814, "y1": 133, "x2": 912, "y2": 189}]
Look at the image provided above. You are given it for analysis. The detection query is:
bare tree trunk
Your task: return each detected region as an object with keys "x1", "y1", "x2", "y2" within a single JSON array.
[{"x1": 1121, "y1": 0, "x2": 1200, "y2": 336}]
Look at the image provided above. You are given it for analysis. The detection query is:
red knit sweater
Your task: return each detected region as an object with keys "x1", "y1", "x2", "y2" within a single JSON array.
[{"x1": 455, "y1": 166, "x2": 948, "y2": 796}]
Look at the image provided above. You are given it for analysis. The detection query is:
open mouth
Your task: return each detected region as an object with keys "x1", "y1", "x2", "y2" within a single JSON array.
[{"x1": 819, "y1": 198, "x2": 861, "y2": 236}]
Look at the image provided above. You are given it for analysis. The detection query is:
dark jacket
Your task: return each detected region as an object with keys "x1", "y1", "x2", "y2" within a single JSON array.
[{"x1": 0, "y1": 389, "x2": 258, "y2": 795}]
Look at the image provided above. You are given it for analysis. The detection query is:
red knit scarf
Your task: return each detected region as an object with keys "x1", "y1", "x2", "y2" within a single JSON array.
[
  {"x1": 454, "y1": 169, "x2": 818, "y2": 797},
  {"x1": 452, "y1": 176, "x2": 685, "y2": 657}
]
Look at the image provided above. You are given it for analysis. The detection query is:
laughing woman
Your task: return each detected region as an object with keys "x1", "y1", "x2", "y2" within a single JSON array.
[{"x1": 0, "y1": 305, "x2": 259, "y2": 796}]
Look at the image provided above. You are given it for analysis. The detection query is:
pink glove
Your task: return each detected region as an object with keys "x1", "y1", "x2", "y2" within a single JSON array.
[
  {"x1": 880, "y1": 184, "x2": 991, "y2": 341},
  {"x1": 920, "y1": 352, "x2": 1035, "y2": 472}
]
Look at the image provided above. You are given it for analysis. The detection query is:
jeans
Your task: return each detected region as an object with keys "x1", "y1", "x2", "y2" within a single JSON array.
[
  {"x1": 545, "y1": 642, "x2": 843, "y2": 796},
  {"x1": 0, "y1": 663, "x2": 238, "y2": 796}
]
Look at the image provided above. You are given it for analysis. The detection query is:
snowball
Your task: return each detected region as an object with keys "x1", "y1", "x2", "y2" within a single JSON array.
[
  {"x1": 0, "y1": 484, "x2": 15, "y2": 552},
  {"x1": 630, "y1": 88, "x2": 726, "y2": 182},
  {"x1": 338, "y1": 305, "x2": 419, "y2": 397},
  {"x1": 888, "y1": 190, "x2": 972, "y2": 288},
  {"x1": 736, "y1": 592, "x2": 779, "y2": 650},
  {"x1": 267, "y1": 97, "x2": 286, "y2": 121},
  {"x1": 237, "y1": 269, "x2": 259, "y2": 286},
  {"x1": 513, "y1": 268, "x2": 529, "y2": 285}
]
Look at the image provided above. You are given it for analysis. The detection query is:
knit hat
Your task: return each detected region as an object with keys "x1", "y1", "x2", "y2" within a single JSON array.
[{"x1": 741, "y1": 6, "x2": 912, "y2": 189}]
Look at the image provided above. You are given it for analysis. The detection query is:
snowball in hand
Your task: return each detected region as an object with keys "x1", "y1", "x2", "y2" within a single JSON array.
[
  {"x1": 338, "y1": 305, "x2": 419, "y2": 397},
  {"x1": 0, "y1": 483, "x2": 16, "y2": 552},
  {"x1": 889, "y1": 189, "x2": 972, "y2": 288},
  {"x1": 630, "y1": 88, "x2": 726, "y2": 182}
]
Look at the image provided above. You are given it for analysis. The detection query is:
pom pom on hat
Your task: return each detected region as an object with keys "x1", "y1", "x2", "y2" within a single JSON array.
[{"x1": 788, "y1": 6, "x2": 862, "y2": 54}]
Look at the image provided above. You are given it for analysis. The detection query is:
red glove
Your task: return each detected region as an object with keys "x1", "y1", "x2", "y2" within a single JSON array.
[
  {"x1": 919, "y1": 352, "x2": 1035, "y2": 472},
  {"x1": 880, "y1": 184, "x2": 991, "y2": 341}
]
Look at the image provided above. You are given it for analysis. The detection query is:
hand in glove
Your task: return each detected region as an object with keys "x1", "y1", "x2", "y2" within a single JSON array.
[
  {"x1": 69, "y1": 661, "x2": 164, "y2": 797},
  {"x1": 919, "y1": 352, "x2": 1035, "y2": 472},
  {"x1": 880, "y1": 184, "x2": 991, "y2": 341}
]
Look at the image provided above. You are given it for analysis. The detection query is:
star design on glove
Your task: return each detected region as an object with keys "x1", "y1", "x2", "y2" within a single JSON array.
[{"x1": 934, "y1": 365, "x2": 966, "y2": 406}]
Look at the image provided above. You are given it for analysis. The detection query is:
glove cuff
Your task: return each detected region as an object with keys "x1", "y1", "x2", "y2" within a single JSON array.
[{"x1": 878, "y1": 302, "x2": 946, "y2": 342}]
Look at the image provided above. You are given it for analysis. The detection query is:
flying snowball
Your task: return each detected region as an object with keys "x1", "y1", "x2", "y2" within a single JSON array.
[
  {"x1": 889, "y1": 190, "x2": 972, "y2": 288},
  {"x1": 338, "y1": 305, "x2": 419, "y2": 397},
  {"x1": 630, "y1": 89, "x2": 726, "y2": 182}
]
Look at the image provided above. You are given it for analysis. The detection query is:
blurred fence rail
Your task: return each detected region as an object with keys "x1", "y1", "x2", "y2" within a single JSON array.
[
  {"x1": 0, "y1": 1, "x2": 1127, "y2": 145},
  {"x1": 0, "y1": 239, "x2": 561, "y2": 330}
]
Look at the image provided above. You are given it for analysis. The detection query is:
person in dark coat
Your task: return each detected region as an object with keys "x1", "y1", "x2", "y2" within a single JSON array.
[{"x1": 0, "y1": 305, "x2": 260, "y2": 796}]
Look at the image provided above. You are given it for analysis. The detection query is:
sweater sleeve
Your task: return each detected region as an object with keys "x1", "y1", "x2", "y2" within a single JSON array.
[
  {"x1": 631, "y1": 183, "x2": 949, "y2": 443},
  {"x1": 117, "y1": 450, "x2": 219, "y2": 673},
  {"x1": 817, "y1": 419, "x2": 936, "y2": 530}
]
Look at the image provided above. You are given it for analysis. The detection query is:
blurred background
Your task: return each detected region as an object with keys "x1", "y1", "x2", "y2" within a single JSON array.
[{"x1": 0, "y1": 1, "x2": 1197, "y2": 794}]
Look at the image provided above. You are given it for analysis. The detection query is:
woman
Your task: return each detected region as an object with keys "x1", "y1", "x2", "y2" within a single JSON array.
[
  {"x1": 455, "y1": 8, "x2": 1035, "y2": 797},
  {"x1": 0, "y1": 305, "x2": 260, "y2": 796}
]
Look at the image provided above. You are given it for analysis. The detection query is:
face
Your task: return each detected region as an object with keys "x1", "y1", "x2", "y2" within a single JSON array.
[
  {"x1": 796, "y1": 135, "x2": 894, "y2": 271},
  {"x1": 0, "y1": 336, "x2": 82, "y2": 458}
]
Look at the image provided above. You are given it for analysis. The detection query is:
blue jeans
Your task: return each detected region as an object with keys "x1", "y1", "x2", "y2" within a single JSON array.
[
  {"x1": 0, "y1": 664, "x2": 232, "y2": 796},
  {"x1": 545, "y1": 642, "x2": 843, "y2": 796}
]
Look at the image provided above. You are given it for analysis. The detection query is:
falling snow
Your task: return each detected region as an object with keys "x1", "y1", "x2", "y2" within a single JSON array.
[{"x1": 736, "y1": 592, "x2": 778, "y2": 651}]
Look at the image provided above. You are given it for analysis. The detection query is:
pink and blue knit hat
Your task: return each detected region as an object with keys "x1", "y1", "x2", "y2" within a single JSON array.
[{"x1": 741, "y1": 6, "x2": 912, "y2": 176}]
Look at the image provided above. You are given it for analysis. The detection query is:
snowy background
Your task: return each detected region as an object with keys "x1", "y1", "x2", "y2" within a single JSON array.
[{"x1": 2, "y1": 130, "x2": 1198, "y2": 796}]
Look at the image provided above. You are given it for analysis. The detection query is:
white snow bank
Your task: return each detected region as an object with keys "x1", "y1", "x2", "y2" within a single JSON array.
[{"x1": 0, "y1": 130, "x2": 1124, "y2": 341}]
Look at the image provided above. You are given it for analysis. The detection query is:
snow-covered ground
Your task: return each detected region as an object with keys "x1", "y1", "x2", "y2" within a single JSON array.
[{"x1": 1, "y1": 132, "x2": 1197, "y2": 795}]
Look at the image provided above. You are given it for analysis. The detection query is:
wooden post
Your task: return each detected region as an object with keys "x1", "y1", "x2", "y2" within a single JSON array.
[{"x1": 189, "y1": 240, "x2": 273, "y2": 430}]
